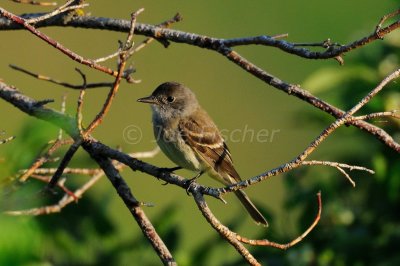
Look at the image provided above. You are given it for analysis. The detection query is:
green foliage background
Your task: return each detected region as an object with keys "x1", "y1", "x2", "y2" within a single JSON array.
[{"x1": 0, "y1": 1, "x2": 399, "y2": 265}]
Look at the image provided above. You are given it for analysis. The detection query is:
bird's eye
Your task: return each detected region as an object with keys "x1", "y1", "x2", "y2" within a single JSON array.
[{"x1": 166, "y1": 96, "x2": 175, "y2": 103}]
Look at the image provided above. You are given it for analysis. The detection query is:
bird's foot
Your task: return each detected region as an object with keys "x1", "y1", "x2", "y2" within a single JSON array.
[{"x1": 185, "y1": 171, "x2": 204, "y2": 195}]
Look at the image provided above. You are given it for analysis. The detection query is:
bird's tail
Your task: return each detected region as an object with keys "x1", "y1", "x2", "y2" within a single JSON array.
[{"x1": 234, "y1": 190, "x2": 268, "y2": 227}]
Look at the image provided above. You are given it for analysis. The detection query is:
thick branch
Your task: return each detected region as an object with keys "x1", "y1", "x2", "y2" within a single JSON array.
[{"x1": 88, "y1": 153, "x2": 176, "y2": 266}]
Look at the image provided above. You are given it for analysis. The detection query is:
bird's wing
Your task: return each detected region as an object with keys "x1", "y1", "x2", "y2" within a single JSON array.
[{"x1": 178, "y1": 109, "x2": 241, "y2": 184}]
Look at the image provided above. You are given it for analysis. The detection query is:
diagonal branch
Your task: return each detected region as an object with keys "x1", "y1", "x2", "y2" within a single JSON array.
[
  {"x1": 19, "y1": 138, "x2": 73, "y2": 182},
  {"x1": 46, "y1": 9, "x2": 143, "y2": 190},
  {"x1": 1, "y1": 9, "x2": 399, "y2": 151},
  {"x1": 0, "y1": 8, "x2": 121, "y2": 79},
  {"x1": 214, "y1": 68, "x2": 400, "y2": 196},
  {"x1": 9, "y1": 64, "x2": 113, "y2": 89},
  {"x1": 192, "y1": 189, "x2": 261, "y2": 266},
  {"x1": 88, "y1": 153, "x2": 176, "y2": 266},
  {"x1": 8, "y1": 147, "x2": 160, "y2": 216}
]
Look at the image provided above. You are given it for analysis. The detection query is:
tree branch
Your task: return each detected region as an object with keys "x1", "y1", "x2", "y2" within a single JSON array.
[
  {"x1": 1, "y1": 8, "x2": 398, "y2": 151},
  {"x1": 192, "y1": 189, "x2": 260, "y2": 266},
  {"x1": 88, "y1": 153, "x2": 176, "y2": 266}
]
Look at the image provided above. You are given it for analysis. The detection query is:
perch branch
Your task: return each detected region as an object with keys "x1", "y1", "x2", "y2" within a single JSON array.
[{"x1": 214, "y1": 68, "x2": 400, "y2": 196}]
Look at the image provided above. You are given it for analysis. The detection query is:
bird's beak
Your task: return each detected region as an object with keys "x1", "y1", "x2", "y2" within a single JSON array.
[{"x1": 137, "y1": 95, "x2": 158, "y2": 105}]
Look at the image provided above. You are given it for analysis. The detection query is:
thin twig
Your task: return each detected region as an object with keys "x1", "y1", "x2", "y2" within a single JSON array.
[
  {"x1": 19, "y1": 139, "x2": 73, "y2": 182},
  {"x1": 335, "y1": 166, "x2": 356, "y2": 187},
  {"x1": 350, "y1": 110, "x2": 400, "y2": 121},
  {"x1": 376, "y1": 9, "x2": 400, "y2": 37},
  {"x1": 215, "y1": 68, "x2": 400, "y2": 196},
  {"x1": 301, "y1": 160, "x2": 375, "y2": 187},
  {"x1": 31, "y1": 174, "x2": 77, "y2": 199},
  {"x1": 6, "y1": 170, "x2": 103, "y2": 215},
  {"x1": 129, "y1": 146, "x2": 160, "y2": 159},
  {"x1": 9, "y1": 0, "x2": 57, "y2": 6},
  {"x1": 0, "y1": 8, "x2": 121, "y2": 79},
  {"x1": 25, "y1": 2, "x2": 89, "y2": 24},
  {"x1": 75, "y1": 68, "x2": 87, "y2": 134},
  {"x1": 236, "y1": 192, "x2": 322, "y2": 249},
  {"x1": 85, "y1": 9, "x2": 143, "y2": 135},
  {"x1": 25, "y1": 167, "x2": 99, "y2": 175},
  {"x1": 46, "y1": 8, "x2": 144, "y2": 192},
  {"x1": 0, "y1": 135, "x2": 15, "y2": 144},
  {"x1": 292, "y1": 38, "x2": 342, "y2": 48},
  {"x1": 58, "y1": 93, "x2": 67, "y2": 140},
  {"x1": 13, "y1": 147, "x2": 160, "y2": 215},
  {"x1": 130, "y1": 13, "x2": 183, "y2": 54},
  {"x1": 9, "y1": 64, "x2": 113, "y2": 89},
  {"x1": 2, "y1": 8, "x2": 400, "y2": 151}
]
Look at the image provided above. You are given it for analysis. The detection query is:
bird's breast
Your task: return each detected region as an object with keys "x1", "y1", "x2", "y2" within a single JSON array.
[{"x1": 153, "y1": 119, "x2": 202, "y2": 172}]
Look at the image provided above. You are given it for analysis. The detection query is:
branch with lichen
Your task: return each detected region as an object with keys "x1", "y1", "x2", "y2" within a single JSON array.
[
  {"x1": 1, "y1": 7, "x2": 399, "y2": 151},
  {"x1": 1, "y1": 67, "x2": 397, "y2": 265},
  {"x1": 0, "y1": 3, "x2": 400, "y2": 266}
]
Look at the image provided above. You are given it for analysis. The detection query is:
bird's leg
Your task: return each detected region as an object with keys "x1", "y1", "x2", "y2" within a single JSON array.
[{"x1": 186, "y1": 171, "x2": 204, "y2": 195}]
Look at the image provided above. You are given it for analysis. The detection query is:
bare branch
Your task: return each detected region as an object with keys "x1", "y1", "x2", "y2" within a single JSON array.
[
  {"x1": 301, "y1": 160, "x2": 375, "y2": 187},
  {"x1": 19, "y1": 138, "x2": 73, "y2": 182},
  {"x1": 129, "y1": 146, "x2": 160, "y2": 159},
  {"x1": 215, "y1": 68, "x2": 400, "y2": 195},
  {"x1": 0, "y1": 8, "x2": 121, "y2": 79},
  {"x1": 75, "y1": 68, "x2": 86, "y2": 134},
  {"x1": 236, "y1": 192, "x2": 322, "y2": 249},
  {"x1": 45, "y1": 9, "x2": 144, "y2": 190},
  {"x1": 12, "y1": 147, "x2": 160, "y2": 215},
  {"x1": 85, "y1": 9, "x2": 143, "y2": 135},
  {"x1": 90, "y1": 153, "x2": 176, "y2": 265},
  {"x1": 58, "y1": 93, "x2": 67, "y2": 140},
  {"x1": 10, "y1": 64, "x2": 113, "y2": 89},
  {"x1": 376, "y1": 9, "x2": 400, "y2": 37},
  {"x1": 1, "y1": 6, "x2": 399, "y2": 263},
  {"x1": 192, "y1": 190, "x2": 261, "y2": 266},
  {"x1": 6, "y1": 170, "x2": 103, "y2": 216},
  {"x1": 350, "y1": 110, "x2": 400, "y2": 121},
  {"x1": 0, "y1": 135, "x2": 15, "y2": 144},
  {"x1": 9, "y1": 0, "x2": 57, "y2": 6},
  {"x1": 1, "y1": 8, "x2": 399, "y2": 150},
  {"x1": 46, "y1": 138, "x2": 82, "y2": 189},
  {"x1": 25, "y1": 1, "x2": 89, "y2": 24}
]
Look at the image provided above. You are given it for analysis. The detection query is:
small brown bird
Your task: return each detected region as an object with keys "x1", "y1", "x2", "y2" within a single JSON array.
[{"x1": 138, "y1": 82, "x2": 268, "y2": 226}]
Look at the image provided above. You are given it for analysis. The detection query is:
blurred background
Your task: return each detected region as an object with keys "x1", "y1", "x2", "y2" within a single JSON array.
[{"x1": 0, "y1": 1, "x2": 399, "y2": 265}]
